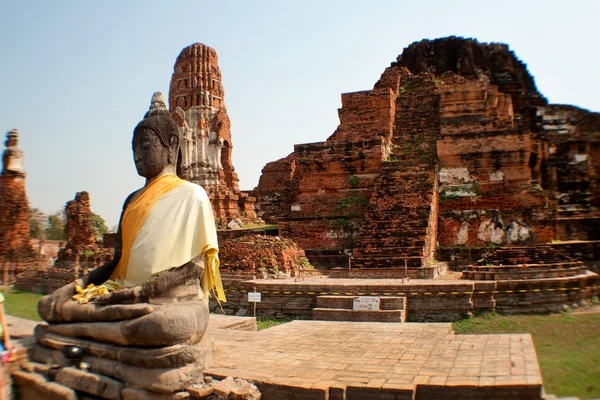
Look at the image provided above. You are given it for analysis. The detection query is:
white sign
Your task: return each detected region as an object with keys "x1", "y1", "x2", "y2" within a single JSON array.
[
  {"x1": 248, "y1": 292, "x2": 261, "y2": 303},
  {"x1": 353, "y1": 296, "x2": 380, "y2": 311}
]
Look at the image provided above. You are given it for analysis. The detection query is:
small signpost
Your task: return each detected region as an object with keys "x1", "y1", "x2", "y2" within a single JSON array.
[
  {"x1": 248, "y1": 292, "x2": 261, "y2": 303},
  {"x1": 353, "y1": 296, "x2": 380, "y2": 311},
  {"x1": 248, "y1": 290, "x2": 261, "y2": 317}
]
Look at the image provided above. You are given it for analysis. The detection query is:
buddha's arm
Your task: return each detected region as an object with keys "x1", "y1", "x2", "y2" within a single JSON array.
[
  {"x1": 38, "y1": 246, "x2": 122, "y2": 323},
  {"x1": 94, "y1": 252, "x2": 206, "y2": 305}
]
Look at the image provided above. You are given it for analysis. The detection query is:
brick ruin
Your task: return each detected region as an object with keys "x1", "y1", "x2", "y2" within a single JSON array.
[
  {"x1": 254, "y1": 37, "x2": 600, "y2": 272},
  {"x1": 15, "y1": 192, "x2": 114, "y2": 293},
  {"x1": 169, "y1": 43, "x2": 256, "y2": 225},
  {"x1": 63, "y1": 191, "x2": 95, "y2": 254},
  {"x1": 219, "y1": 235, "x2": 310, "y2": 278},
  {"x1": 0, "y1": 129, "x2": 36, "y2": 262}
]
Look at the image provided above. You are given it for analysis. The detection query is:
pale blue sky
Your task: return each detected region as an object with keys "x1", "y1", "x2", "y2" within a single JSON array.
[{"x1": 1, "y1": 0, "x2": 599, "y2": 227}]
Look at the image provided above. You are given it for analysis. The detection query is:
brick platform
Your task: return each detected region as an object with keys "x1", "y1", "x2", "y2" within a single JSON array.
[
  {"x1": 207, "y1": 320, "x2": 543, "y2": 399},
  {"x1": 9, "y1": 315, "x2": 544, "y2": 399},
  {"x1": 215, "y1": 273, "x2": 598, "y2": 320}
]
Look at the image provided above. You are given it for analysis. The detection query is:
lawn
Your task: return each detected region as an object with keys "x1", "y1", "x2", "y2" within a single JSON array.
[
  {"x1": 256, "y1": 316, "x2": 293, "y2": 330},
  {"x1": 3, "y1": 288, "x2": 43, "y2": 321},
  {"x1": 453, "y1": 310, "x2": 600, "y2": 399}
]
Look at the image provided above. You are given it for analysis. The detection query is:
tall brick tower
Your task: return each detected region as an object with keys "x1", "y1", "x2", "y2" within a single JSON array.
[
  {"x1": 169, "y1": 43, "x2": 255, "y2": 225},
  {"x1": 0, "y1": 129, "x2": 34, "y2": 260}
]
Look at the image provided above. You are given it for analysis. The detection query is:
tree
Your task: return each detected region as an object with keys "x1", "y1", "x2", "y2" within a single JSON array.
[
  {"x1": 92, "y1": 213, "x2": 109, "y2": 240},
  {"x1": 45, "y1": 212, "x2": 65, "y2": 240},
  {"x1": 29, "y1": 208, "x2": 46, "y2": 240}
]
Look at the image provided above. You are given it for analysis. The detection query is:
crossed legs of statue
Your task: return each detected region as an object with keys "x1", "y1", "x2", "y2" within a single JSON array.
[{"x1": 38, "y1": 254, "x2": 209, "y2": 347}]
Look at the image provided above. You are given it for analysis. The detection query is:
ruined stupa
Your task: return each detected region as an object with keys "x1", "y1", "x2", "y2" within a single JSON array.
[
  {"x1": 0, "y1": 129, "x2": 35, "y2": 261},
  {"x1": 169, "y1": 43, "x2": 256, "y2": 225},
  {"x1": 254, "y1": 36, "x2": 600, "y2": 273}
]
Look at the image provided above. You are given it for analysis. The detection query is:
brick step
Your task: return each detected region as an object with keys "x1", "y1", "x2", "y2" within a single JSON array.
[
  {"x1": 463, "y1": 266, "x2": 587, "y2": 281},
  {"x1": 354, "y1": 247, "x2": 422, "y2": 256},
  {"x1": 316, "y1": 295, "x2": 406, "y2": 310},
  {"x1": 354, "y1": 241, "x2": 425, "y2": 249},
  {"x1": 360, "y1": 219, "x2": 429, "y2": 227},
  {"x1": 360, "y1": 238, "x2": 425, "y2": 247},
  {"x1": 466, "y1": 261, "x2": 583, "y2": 271},
  {"x1": 352, "y1": 257, "x2": 422, "y2": 268},
  {"x1": 312, "y1": 308, "x2": 406, "y2": 323},
  {"x1": 357, "y1": 236, "x2": 426, "y2": 244}
]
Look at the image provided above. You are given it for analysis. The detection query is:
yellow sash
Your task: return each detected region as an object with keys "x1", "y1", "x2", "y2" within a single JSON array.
[
  {"x1": 109, "y1": 173, "x2": 226, "y2": 302},
  {"x1": 110, "y1": 174, "x2": 186, "y2": 281},
  {"x1": 201, "y1": 245, "x2": 226, "y2": 302}
]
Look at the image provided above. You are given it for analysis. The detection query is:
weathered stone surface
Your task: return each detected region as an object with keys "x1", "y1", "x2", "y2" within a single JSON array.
[
  {"x1": 186, "y1": 383, "x2": 213, "y2": 398},
  {"x1": 211, "y1": 376, "x2": 261, "y2": 400},
  {"x1": 0, "y1": 129, "x2": 36, "y2": 261},
  {"x1": 41, "y1": 300, "x2": 158, "y2": 324},
  {"x1": 123, "y1": 387, "x2": 191, "y2": 400},
  {"x1": 12, "y1": 369, "x2": 78, "y2": 400},
  {"x1": 169, "y1": 43, "x2": 257, "y2": 225},
  {"x1": 55, "y1": 367, "x2": 123, "y2": 399},
  {"x1": 47, "y1": 301, "x2": 208, "y2": 347},
  {"x1": 31, "y1": 345, "x2": 205, "y2": 393},
  {"x1": 36, "y1": 325, "x2": 213, "y2": 369}
]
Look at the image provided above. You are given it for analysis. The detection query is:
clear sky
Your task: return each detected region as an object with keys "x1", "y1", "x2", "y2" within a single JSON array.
[{"x1": 1, "y1": 0, "x2": 599, "y2": 228}]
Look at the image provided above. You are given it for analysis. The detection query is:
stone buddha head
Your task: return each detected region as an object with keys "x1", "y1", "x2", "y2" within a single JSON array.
[{"x1": 132, "y1": 92, "x2": 179, "y2": 179}]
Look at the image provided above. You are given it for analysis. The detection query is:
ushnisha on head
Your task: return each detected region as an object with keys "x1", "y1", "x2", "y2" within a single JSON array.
[{"x1": 132, "y1": 92, "x2": 179, "y2": 180}]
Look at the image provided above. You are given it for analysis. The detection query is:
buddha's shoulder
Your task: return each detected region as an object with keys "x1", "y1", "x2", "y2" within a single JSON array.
[{"x1": 175, "y1": 180, "x2": 210, "y2": 201}]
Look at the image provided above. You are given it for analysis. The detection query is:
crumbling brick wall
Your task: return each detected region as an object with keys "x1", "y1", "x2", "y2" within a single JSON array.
[{"x1": 219, "y1": 234, "x2": 310, "y2": 276}]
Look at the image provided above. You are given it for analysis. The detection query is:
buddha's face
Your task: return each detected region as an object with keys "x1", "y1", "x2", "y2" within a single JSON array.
[{"x1": 132, "y1": 128, "x2": 170, "y2": 178}]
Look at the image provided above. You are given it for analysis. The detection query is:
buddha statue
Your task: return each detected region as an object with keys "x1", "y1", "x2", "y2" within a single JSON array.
[
  {"x1": 2, "y1": 129, "x2": 25, "y2": 175},
  {"x1": 31, "y1": 92, "x2": 226, "y2": 396}
]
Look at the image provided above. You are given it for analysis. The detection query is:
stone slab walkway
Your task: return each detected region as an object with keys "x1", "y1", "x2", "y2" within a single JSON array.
[{"x1": 207, "y1": 320, "x2": 543, "y2": 399}]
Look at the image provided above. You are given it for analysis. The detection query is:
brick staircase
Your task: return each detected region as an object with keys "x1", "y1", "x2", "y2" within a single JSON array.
[
  {"x1": 352, "y1": 161, "x2": 435, "y2": 269},
  {"x1": 353, "y1": 76, "x2": 440, "y2": 271},
  {"x1": 312, "y1": 295, "x2": 407, "y2": 322}
]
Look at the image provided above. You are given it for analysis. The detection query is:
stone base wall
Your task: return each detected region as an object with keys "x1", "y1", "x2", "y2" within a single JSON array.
[
  {"x1": 210, "y1": 273, "x2": 598, "y2": 321},
  {"x1": 328, "y1": 263, "x2": 447, "y2": 279},
  {"x1": 438, "y1": 242, "x2": 600, "y2": 269}
]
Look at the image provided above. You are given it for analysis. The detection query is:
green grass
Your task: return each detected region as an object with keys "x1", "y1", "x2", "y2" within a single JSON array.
[
  {"x1": 3, "y1": 288, "x2": 44, "y2": 321},
  {"x1": 453, "y1": 311, "x2": 600, "y2": 399},
  {"x1": 256, "y1": 316, "x2": 293, "y2": 330}
]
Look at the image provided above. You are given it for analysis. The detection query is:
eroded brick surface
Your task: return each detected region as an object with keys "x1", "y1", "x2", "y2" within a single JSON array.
[
  {"x1": 0, "y1": 129, "x2": 35, "y2": 262},
  {"x1": 254, "y1": 37, "x2": 600, "y2": 270},
  {"x1": 219, "y1": 234, "x2": 310, "y2": 276}
]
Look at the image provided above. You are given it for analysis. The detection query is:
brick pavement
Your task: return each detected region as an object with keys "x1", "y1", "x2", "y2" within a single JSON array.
[
  {"x1": 207, "y1": 320, "x2": 543, "y2": 399},
  {"x1": 6, "y1": 314, "x2": 544, "y2": 399}
]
